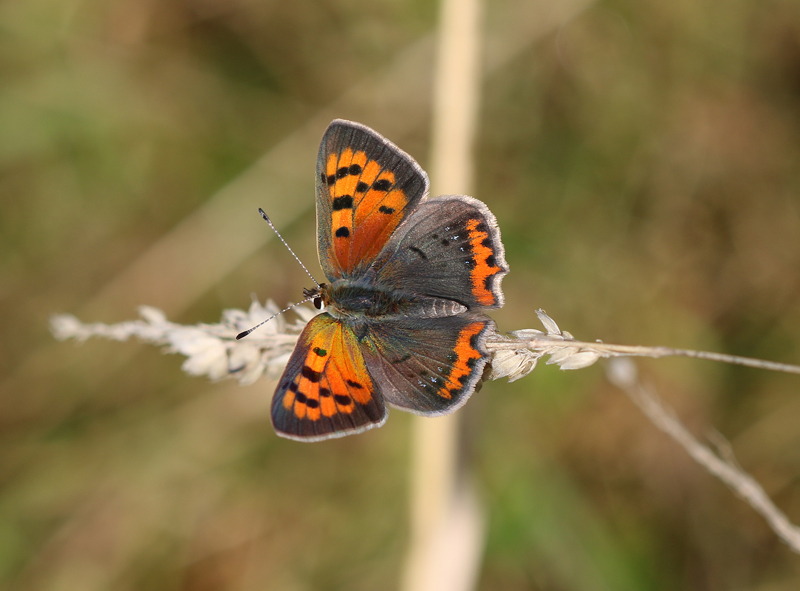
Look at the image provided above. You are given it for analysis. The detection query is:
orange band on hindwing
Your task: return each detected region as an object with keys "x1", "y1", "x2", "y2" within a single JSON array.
[
  {"x1": 465, "y1": 218, "x2": 504, "y2": 306},
  {"x1": 437, "y1": 321, "x2": 485, "y2": 400}
]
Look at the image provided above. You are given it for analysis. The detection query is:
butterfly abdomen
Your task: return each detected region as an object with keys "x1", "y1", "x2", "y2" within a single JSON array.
[{"x1": 326, "y1": 281, "x2": 468, "y2": 320}]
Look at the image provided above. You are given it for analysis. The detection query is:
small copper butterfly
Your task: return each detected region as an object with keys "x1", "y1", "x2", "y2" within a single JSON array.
[{"x1": 272, "y1": 119, "x2": 509, "y2": 441}]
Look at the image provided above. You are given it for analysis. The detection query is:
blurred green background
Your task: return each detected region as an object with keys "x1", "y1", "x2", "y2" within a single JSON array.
[{"x1": 3, "y1": 0, "x2": 800, "y2": 589}]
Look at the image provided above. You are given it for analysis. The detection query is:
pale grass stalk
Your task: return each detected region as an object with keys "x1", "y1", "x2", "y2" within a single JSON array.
[
  {"x1": 488, "y1": 334, "x2": 800, "y2": 375},
  {"x1": 50, "y1": 301, "x2": 315, "y2": 386},
  {"x1": 51, "y1": 301, "x2": 800, "y2": 557},
  {"x1": 487, "y1": 309, "x2": 800, "y2": 379},
  {"x1": 404, "y1": 0, "x2": 599, "y2": 588},
  {"x1": 606, "y1": 358, "x2": 800, "y2": 554},
  {"x1": 402, "y1": 0, "x2": 484, "y2": 590}
]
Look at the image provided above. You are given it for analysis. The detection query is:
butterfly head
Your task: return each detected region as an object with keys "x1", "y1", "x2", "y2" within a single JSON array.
[{"x1": 303, "y1": 284, "x2": 329, "y2": 310}]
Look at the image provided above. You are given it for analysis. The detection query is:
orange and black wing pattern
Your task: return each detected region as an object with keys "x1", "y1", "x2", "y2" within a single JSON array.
[
  {"x1": 362, "y1": 313, "x2": 495, "y2": 415},
  {"x1": 315, "y1": 120, "x2": 429, "y2": 281},
  {"x1": 271, "y1": 312, "x2": 387, "y2": 441}
]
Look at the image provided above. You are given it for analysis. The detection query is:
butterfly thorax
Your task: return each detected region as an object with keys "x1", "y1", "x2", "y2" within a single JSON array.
[{"x1": 310, "y1": 280, "x2": 468, "y2": 320}]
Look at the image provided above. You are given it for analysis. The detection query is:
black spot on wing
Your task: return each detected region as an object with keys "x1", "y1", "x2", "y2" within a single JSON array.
[
  {"x1": 302, "y1": 367, "x2": 321, "y2": 382},
  {"x1": 332, "y1": 195, "x2": 354, "y2": 210},
  {"x1": 335, "y1": 227, "x2": 350, "y2": 238},
  {"x1": 469, "y1": 332, "x2": 481, "y2": 348},
  {"x1": 408, "y1": 246, "x2": 427, "y2": 260}
]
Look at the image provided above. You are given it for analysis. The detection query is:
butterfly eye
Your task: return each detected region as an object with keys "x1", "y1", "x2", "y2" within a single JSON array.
[{"x1": 313, "y1": 297, "x2": 324, "y2": 310}]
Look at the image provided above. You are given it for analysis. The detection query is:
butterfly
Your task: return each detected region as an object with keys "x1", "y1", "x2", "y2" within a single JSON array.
[{"x1": 271, "y1": 119, "x2": 509, "y2": 441}]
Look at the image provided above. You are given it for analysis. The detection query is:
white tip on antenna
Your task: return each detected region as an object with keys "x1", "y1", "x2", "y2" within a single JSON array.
[{"x1": 236, "y1": 296, "x2": 316, "y2": 340}]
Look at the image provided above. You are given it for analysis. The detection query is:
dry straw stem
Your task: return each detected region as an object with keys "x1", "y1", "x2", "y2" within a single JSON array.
[
  {"x1": 403, "y1": 0, "x2": 485, "y2": 588},
  {"x1": 51, "y1": 306, "x2": 800, "y2": 382},
  {"x1": 487, "y1": 310, "x2": 800, "y2": 378},
  {"x1": 607, "y1": 358, "x2": 800, "y2": 554},
  {"x1": 49, "y1": 300, "x2": 314, "y2": 387},
  {"x1": 50, "y1": 303, "x2": 800, "y2": 553}
]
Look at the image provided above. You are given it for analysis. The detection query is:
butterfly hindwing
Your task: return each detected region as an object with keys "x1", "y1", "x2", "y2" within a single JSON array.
[
  {"x1": 369, "y1": 195, "x2": 508, "y2": 310},
  {"x1": 316, "y1": 120, "x2": 429, "y2": 280},
  {"x1": 272, "y1": 313, "x2": 387, "y2": 441},
  {"x1": 361, "y1": 313, "x2": 495, "y2": 415}
]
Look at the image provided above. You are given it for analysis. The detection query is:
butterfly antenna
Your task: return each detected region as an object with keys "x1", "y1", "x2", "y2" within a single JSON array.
[
  {"x1": 236, "y1": 296, "x2": 316, "y2": 340},
  {"x1": 258, "y1": 208, "x2": 320, "y2": 288}
]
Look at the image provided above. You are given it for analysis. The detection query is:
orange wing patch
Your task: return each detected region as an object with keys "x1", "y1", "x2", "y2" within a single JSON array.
[
  {"x1": 281, "y1": 319, "x2": 375, "y2": 423},
  {"x1": 465, "y1": 218, "x2": 504, "y2": 306},
  {"x1": 325, "y1": 151, "x2": 409, "y2": 273},
  {"x1": 436, "y1": 321, "x2": 484, "y2": 400}
]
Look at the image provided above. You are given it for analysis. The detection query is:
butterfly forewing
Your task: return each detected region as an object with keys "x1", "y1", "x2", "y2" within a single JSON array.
[
  {"x1": 316, "y1": 120, "x2": 429, "y2": 280},
  {"x1": 272, "y1": 313, "x2": 387, "y2": 441}
]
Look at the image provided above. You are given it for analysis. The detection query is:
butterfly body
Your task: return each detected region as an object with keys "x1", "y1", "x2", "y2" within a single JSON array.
[
  {"x1": 271, "y1": 120, "x2": 509, "y2": 441},
  {"x1": 312, "y1": 281, "x2": 469, "y2": 322}
]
